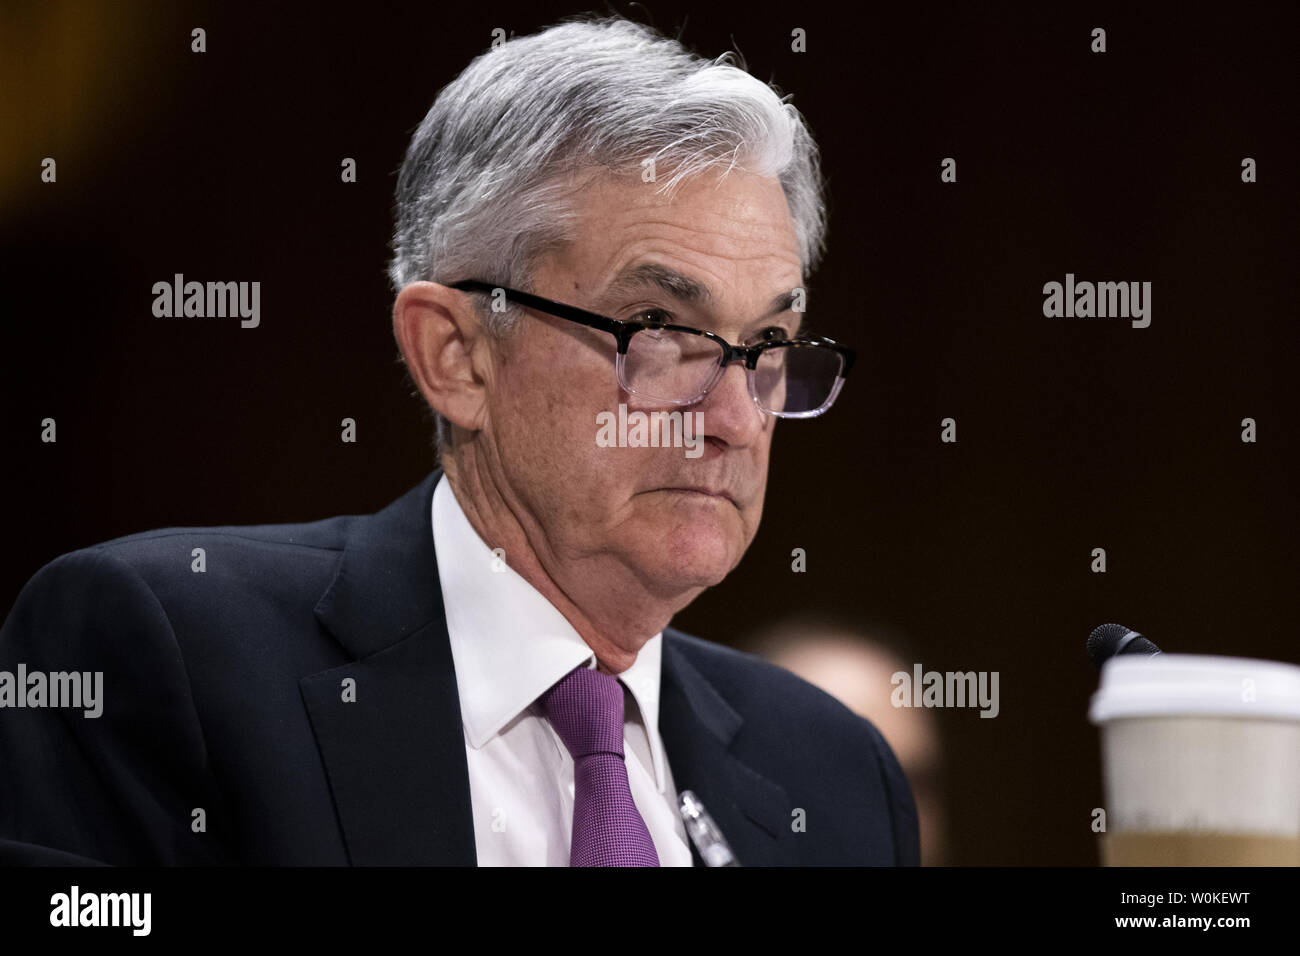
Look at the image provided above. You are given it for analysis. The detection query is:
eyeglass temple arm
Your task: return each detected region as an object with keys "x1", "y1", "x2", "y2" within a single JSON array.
[{"x1": 447, "y1": 279, "x2": 626, "y2": 336}]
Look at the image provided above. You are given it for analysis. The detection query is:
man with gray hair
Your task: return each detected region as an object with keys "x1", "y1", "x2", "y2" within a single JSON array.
[{"x1": 0, "y1": 15, "x2": 917, "y2": 867}]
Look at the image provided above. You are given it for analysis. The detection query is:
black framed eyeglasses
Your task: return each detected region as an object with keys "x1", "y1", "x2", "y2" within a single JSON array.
[{"x1": 448, "y1": 279, "x2": 856, "y2": 418}]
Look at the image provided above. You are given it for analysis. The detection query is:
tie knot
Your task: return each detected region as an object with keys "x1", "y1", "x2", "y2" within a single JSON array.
[{"x1": 537, "y1": 664, "x2": 626, "y2": 760}]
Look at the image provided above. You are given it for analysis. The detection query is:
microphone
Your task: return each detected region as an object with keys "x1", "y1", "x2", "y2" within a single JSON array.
[{"x1": 1087, "y1": 622, "x2": 1162, "y2": 668}]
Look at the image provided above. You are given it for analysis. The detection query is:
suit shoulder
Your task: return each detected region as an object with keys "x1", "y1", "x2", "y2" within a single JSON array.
[
  {"x1": 89, "y1": 511, "x2": 358, "y2": 557},
  {"x1": 7, "y1": 511, "x2": 358, "y2": 619}
]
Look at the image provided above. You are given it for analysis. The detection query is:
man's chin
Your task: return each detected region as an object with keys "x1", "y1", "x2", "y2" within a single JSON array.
[{"x1": 631, "y1": 532, "x2": 741, "y2": 594}]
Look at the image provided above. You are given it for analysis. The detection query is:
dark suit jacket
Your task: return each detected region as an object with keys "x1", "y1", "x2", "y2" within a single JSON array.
[{"x1": 0, "y1": 469, "x2": 919, "y2": 866}]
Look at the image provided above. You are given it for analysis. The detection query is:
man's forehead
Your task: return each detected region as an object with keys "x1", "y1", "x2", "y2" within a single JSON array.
[
  {"x1": 568, "y1": 168, "x2": 798, "y2": 250},
  {"x1": 535, "y1": 168, "x2": 803, "y2": 310}
]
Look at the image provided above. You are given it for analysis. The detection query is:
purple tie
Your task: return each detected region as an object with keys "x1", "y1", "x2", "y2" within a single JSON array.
[{"x1": 537, "y1": 664, "x2": 660, "y2": 867}]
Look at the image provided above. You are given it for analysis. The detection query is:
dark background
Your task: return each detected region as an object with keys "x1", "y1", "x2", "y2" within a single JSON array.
[{"x1": 2, "y1": 0, "x2": 1296, "y2": 865}]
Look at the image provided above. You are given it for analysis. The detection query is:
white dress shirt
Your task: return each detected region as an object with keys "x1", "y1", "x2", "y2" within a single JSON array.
[{"x1": 431, "y1": 474, "x2": 693, "y2": 866}]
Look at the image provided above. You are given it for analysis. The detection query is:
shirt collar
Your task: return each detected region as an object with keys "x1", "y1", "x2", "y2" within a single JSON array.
[{"x1": 431, "y1": 473, "x2": 669, "y2": 792}]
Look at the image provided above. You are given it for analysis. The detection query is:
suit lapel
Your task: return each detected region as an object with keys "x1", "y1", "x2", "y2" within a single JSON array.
[
  {"x1": 659, "y1": 635, "x2": 797, "y2": 867},
  {"x1": 300, "y1": 468, "x2": 477, "y2": 865}
]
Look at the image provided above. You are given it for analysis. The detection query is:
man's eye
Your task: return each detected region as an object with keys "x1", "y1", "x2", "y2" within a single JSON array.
[
  {"x1": 631, "y1": 308, "x2": 673, "y2": 328},
  {"x1": 756, "y1": 325, "x2": 790, "y2": 343}
]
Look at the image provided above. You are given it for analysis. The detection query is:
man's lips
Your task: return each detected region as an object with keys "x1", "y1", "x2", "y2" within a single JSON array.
[{"x1": 650, "y1": 486, "x2": 738, "y2": 507}]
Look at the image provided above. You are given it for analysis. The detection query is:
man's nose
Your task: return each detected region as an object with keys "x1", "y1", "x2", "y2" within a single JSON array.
[{"x1": 693, "y1": 359, "x2": 767, "y2": 448}]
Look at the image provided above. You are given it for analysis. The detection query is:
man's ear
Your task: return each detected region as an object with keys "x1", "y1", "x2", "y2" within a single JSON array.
[{"x1": 392, "y1": 282, "x2": 494, "y2": 433}]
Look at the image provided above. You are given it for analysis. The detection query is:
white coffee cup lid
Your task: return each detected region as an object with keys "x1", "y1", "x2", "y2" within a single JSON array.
[{"x1": 1089, "y1": 653, "x2": 1300, "y2": 723}]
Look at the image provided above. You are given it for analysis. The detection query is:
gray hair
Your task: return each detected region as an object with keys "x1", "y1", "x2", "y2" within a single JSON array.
[{"x1": 389, "y1": 14, "x2": 827, "y2": 452}]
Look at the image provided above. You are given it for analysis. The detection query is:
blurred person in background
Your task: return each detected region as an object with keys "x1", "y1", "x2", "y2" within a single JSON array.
[{"x1": 748, "y1": 618, "x2": 948, "y2": 865}]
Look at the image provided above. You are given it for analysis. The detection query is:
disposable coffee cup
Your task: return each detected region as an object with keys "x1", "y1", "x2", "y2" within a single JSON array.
[{"x1": 1089, "y1": 653, "x2": 1300, "y2": 866}]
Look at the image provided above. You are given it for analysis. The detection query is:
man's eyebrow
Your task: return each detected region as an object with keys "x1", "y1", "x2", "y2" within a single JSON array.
[
  {"x1": 600, "y1": 262, "x2": 804, "y2": 322},
  {"x1": 601, "y1": 263, "x2": 712, "y2": 306}
]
